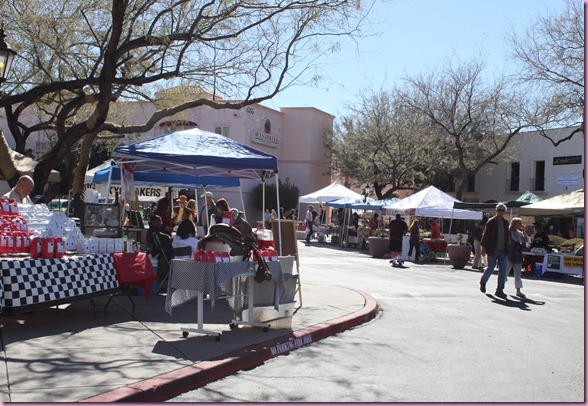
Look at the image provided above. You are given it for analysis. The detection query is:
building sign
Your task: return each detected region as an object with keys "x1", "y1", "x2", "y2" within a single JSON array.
[
  {"x1": 85, "y1": 183, "x2": 164, "y2": 201},
  {"x1": 251, "y1": 131, "x2": 279, "y2": 148},
  {"x1": 556, "y1": 174, "x2": 579, "y2": 186},
  {"x1": 553, "y1": 155, "x2": 582, "y2": 165}
]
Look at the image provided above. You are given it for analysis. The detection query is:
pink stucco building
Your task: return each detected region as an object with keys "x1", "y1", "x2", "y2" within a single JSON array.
[{"x1": 1, "y1": 90, "x2": 335, "y2": 222}]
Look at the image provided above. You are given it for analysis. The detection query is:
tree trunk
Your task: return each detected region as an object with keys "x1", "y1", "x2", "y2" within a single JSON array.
[{"x1": 0, "y1": 130, "x2": 20, "y2": 187}]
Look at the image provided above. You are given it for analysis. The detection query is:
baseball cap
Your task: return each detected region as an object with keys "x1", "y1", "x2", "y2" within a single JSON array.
[{"x1": 200, "y1": 191, "x2": 213, "y2": 198}]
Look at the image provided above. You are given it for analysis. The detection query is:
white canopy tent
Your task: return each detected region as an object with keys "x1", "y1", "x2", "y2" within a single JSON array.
[
  {"x1": 299, "y1": 181, "x2": 362, "y2": 204},
  {"x1": 383, "y1": 185, "x2": 483, "y2": 220},
  {"x1": 518, "y1": 189, "x2": 584, "y2": 217}
]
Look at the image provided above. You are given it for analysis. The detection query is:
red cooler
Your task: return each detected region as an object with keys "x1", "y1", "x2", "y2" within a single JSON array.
[
  {"x1": 54, "y1": 237, "x2": 65, "y2": 258},
  {"x1": 42, "y1": 237, "x2": 55, "y2": 259}
]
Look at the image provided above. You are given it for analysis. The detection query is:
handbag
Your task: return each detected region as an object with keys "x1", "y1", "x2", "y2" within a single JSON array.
[{"x1": 508, "y1": 239, "x2": 524, "y2": 263}]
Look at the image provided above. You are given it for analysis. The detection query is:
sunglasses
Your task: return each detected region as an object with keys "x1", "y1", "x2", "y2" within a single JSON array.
[{"x1": 496, "y1": 209, "x2": 505, "y2": 212}]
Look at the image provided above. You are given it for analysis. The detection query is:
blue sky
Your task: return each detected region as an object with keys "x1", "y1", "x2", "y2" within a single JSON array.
[{"x1": 261, "y1": 0, "x2": 568, "y2": 118}]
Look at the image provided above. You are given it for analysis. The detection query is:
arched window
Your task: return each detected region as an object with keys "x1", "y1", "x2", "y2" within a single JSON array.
[{"x1": 264, "y1": 119, "x2": 271, "y2": 134}]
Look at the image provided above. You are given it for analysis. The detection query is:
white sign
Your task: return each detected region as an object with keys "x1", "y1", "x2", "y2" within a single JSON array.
[
  {"x1": 556, "y1": 173, "x2": 579, "y2": 186},
  {"x1": 251, "y1": 130, "x2": 279, "y2": 148}
]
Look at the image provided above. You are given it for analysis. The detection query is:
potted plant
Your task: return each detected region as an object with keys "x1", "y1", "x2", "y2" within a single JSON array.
[
  {"x1": 446, "y1": 233, "x2": 471, "y2": 269},
  {"x1": 368, "y1": 227, "x2": 389, "y2": 258}
]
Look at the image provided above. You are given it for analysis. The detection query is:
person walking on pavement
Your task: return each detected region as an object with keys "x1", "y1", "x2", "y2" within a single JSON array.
[
  {"x1": 507, "y1": 217, "x2": 531, "y2": 298},
  {"x1": 305, "y1": 205, "x2": 315, "y2": 244},
  {"x1": 480, "y1": 203, "x2": 511, "y2": 298},
  {"x1": 388, "y1": 213, "x2": 408, "y2": 267}
]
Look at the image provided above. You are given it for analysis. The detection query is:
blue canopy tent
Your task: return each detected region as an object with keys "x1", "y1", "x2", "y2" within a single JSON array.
[
  {"x1": 93, "y1": 163, "x2": 242, "y2": 211},
  {"x1": 111, "y1": 128, "x2": 284, "y2": 252},
  {"x1": 93, "y1": 164, "x2": 241, "y2": 187},
  {"x1": 112, "y1": 128, "x2": 278, "y2": 179},
  {"x1": 325, "y1": 196, "x2": 400, "y2": 247}
]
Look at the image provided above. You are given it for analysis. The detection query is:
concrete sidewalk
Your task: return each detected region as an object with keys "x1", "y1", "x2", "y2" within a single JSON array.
[{"x1": 0, "y1": 271, "x2": 378, "y2": 402}]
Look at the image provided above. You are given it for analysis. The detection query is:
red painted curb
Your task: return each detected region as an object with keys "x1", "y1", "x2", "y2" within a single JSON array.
[{"x1": 81, "y1": 287, "x2": 378, "y2": 403}]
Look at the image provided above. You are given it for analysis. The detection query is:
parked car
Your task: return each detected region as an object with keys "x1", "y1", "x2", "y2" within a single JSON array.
[{"x1": 48, "y1": 198, "x2": 72, "y2": 214}]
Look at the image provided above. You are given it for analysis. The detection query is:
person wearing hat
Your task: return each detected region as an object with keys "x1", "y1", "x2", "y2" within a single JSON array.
[
  {"x1": 197, "y1": 191, "x2": 216, "y2": 234},
  {"x1": 172, "y1": 195, "x2": 194, "y2": 228}
]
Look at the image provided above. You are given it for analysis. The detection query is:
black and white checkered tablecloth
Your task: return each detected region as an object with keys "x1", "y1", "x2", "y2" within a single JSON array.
[
  {"x1": 165, "y1": 260, "x2": 284, "y2": 316},
  {"x1": 0, "y1": 254, "x2": 119, "y2": 314}
]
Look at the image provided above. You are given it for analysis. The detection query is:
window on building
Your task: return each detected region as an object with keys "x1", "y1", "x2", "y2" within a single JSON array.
[
  {"x1": 215, "y1": 126, "x2": 230, "y2": 137},
  {"x1": 534, "y1": 160, "x2": 545, "y2": 191},
  {"x1": 509, "y1": 162, "x2": 520, "y2": 191},
  {"x1": 467, "y1": 175, "x2": 476, "y2": 192}
]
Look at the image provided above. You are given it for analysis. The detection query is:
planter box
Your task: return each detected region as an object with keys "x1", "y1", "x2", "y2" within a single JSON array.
[
  {"x1": 368, "y1": 237, "x2": 389, "y2": 258},
  {"x1": 447, "y1": 244, "x2": 471, "y2": 269}
]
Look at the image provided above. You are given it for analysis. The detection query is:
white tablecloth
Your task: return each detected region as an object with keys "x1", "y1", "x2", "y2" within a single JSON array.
[{"x1": 164, "y1": 260, "x2": 284, "y2": 316}]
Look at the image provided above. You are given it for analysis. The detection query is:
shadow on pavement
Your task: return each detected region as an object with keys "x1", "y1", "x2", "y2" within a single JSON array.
[{"x1": 485, "y1": 293, "x2": 546, "y2": 311}]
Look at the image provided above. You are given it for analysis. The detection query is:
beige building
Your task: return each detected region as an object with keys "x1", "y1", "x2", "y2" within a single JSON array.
[{"x1": 463, "y1": 126, "x2": 584, "y2": 203}]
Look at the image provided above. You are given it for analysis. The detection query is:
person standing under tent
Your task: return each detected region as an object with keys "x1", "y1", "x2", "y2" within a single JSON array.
[
  {"x1": 407, "y1": 218, "x2": 421, "y2": 262},
  {"x1": 263, "y1": 209, "x2": 271, "y2": 228},
  {"x1": 186, "y1": 199, "x2": 197, "y2": 222},
  {"x1": 429, "y1": 218, "x2": 441, "y2": 239},
  {"x1": 154, "y1": 197, "x2": 173, "y2": 236},
  {"x1": 480, "y1": 203, "x2": 511, "y2": 299},
  {"x1": 172, "y1": 195, "x2": 194, "y2": 228},
  {"x1": 197, "y1": 191, "x2": 216, "y2": 234},
  {"x1": 470, "y1": 222, "x2": 484, "y2": 270},
  {"x1": 305, "y1": 205, "x2": 315, "y2": 244},
  {"x1": 389, "y1": 213, "x2": 408, "y2": 267},
  {"x1": 319, "y1": 204, "x2": 326, "y2": 224}
]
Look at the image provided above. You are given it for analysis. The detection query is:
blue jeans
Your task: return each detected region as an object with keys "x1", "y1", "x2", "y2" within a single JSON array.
[{"x1": 481, "y1": 250, "x2": 508, "y2": 292}]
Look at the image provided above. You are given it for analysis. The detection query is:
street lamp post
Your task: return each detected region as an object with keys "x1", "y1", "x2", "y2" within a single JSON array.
[
  {"x1": 0, "y1": 25, "x2": 17, "y2": 84},
  {"x1": 362, "y1": 186, "x2": 370, "y2": 203}
]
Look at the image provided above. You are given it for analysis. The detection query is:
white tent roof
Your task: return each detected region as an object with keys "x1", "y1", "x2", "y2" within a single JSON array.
[
  {"x1": 518, "y1": 189, "x2": 584, "y2": 216},
  {"x1": 85, "y1": 160, "x2": 113, "y2": 184},
  {"x1": 299, "y1": 181, "x2": 362, "y2": 204},
  {"x1": 383, "y1": 185, "x2": 483, "y2": 220}
]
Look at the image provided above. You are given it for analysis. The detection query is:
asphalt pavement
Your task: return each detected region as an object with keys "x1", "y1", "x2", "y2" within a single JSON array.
[{"x1": 0, "y1": 240, "x2": 583, "y2": 402}]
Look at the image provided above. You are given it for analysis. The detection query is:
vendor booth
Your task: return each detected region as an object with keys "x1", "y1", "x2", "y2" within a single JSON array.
[
  {"x1": 383, "y1": 186, "x2": 482, "y2": 261},
  {"x1": 111, "y1": 128, "x2": 300, "y2": 335}
]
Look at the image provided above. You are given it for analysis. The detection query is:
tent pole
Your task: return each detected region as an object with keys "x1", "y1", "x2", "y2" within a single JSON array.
[
  {"x1": 275, "y1": 174, "x2": 282, "y2": 256},
  {"x1": 204, "y1": 186, "x2": 210, "y2": 232},
  {"x1": 261, "y1": 182, "x2": 265, "y2": 226},
  {"x1": 239, "y1": 185, "x2": 246, "y2": 221},
  {"x1": 106, "y1": 164, "x2": 113, "y2": 203}
]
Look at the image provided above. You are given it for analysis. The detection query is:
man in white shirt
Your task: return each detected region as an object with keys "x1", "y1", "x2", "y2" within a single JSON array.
[
  {"x1": 3, "y1": 175, "x2": 34, "y2": 204},
  {"x1": 305, "y1": 205, "x2": 314, "y2": 244}
]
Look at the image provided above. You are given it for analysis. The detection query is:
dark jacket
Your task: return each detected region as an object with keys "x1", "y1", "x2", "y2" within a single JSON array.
[{"x1": 481, "y1": 216, "x2": 510, "y2": 256}]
